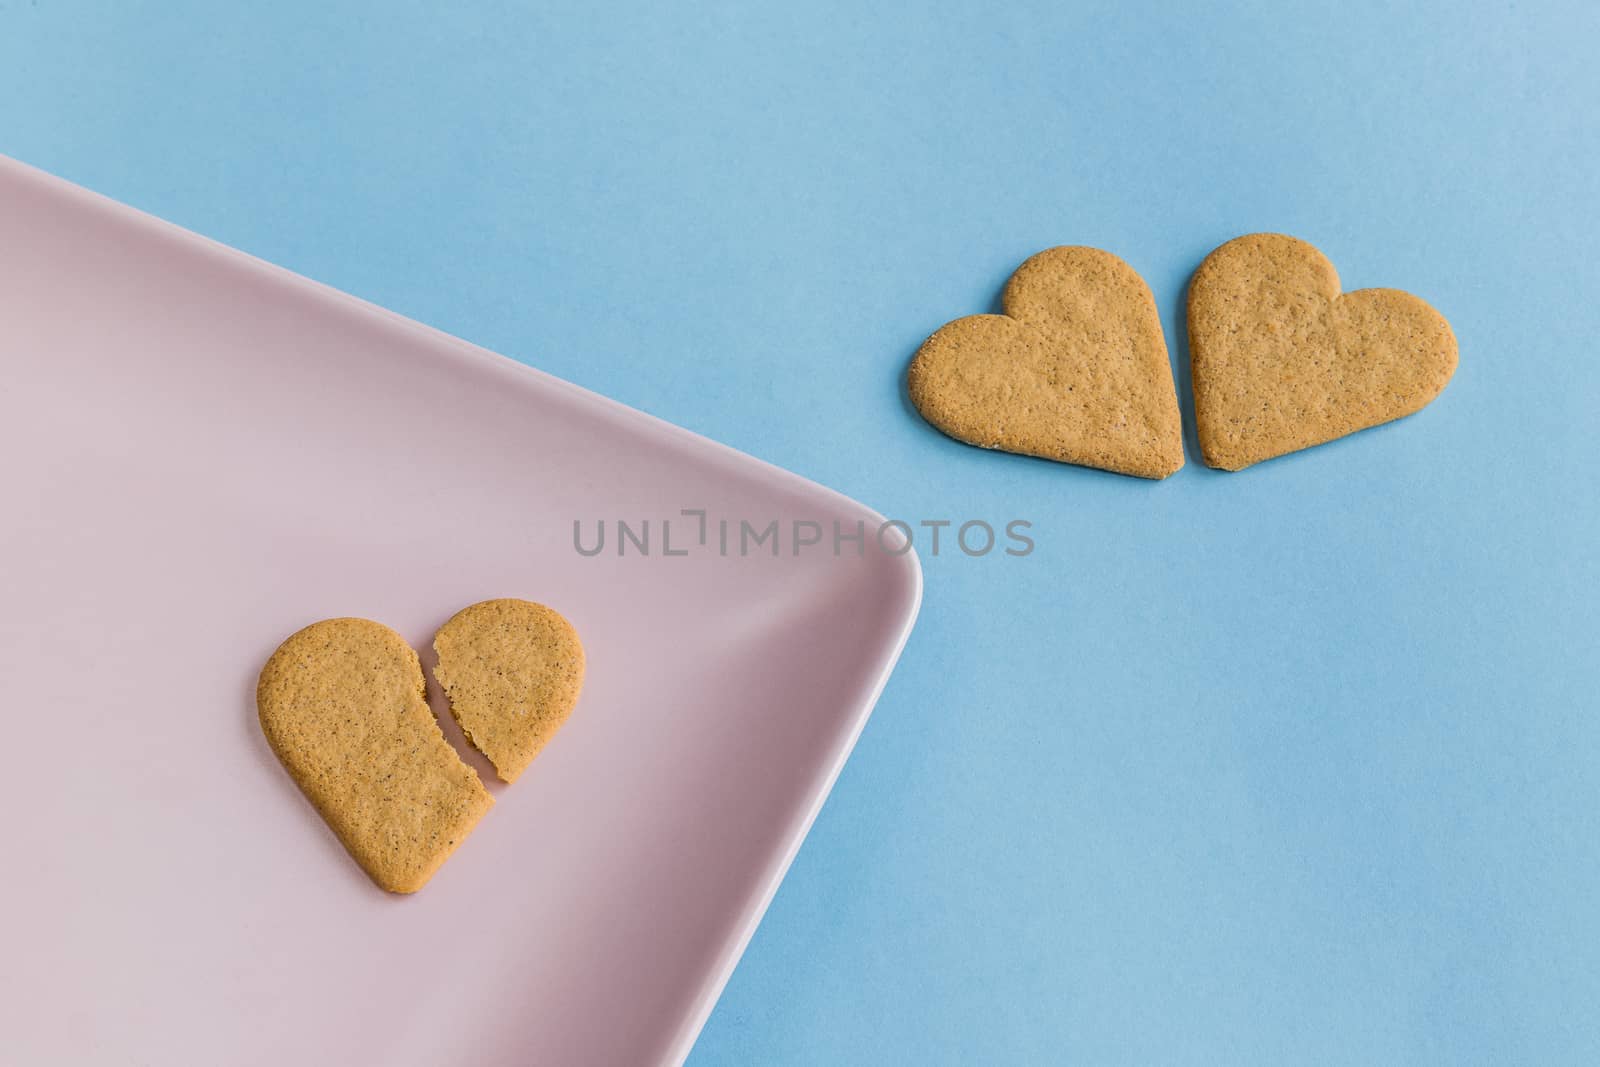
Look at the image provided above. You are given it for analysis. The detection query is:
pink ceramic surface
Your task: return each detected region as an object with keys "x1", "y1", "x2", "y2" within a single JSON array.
[{"x1": 0, "y1": 156, "x2": 920, "y2": 1065}]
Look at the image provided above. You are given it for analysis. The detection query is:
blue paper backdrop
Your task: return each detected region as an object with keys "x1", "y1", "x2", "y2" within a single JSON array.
[{"x1": 4, "y1": 2, "x2": 1597, "y2": 1062}]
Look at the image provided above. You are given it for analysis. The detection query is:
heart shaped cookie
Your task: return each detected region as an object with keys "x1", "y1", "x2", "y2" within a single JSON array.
[
  {"x1": 907, "y1": 246, "x2": 1185, "y2": 479},
  {"x1": 1187, "y1": 233, "x2": 1458, "y2": 470},
  {"x1": 257, "y1": 617, "x2": 493, "y2": 894},
  {"x1": 433, "y1": 599, "x2": 585, "y2": 784}
]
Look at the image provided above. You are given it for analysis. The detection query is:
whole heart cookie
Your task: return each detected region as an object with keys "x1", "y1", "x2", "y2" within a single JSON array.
[
  {"x1": 433, "y1": 599, "x2": 585, "y2": 784},
  {"x1": 1187, "y1": 233, "x2": 1458, "y2": 470},
  {"x1": 257, "y1": 617, "x2": 493, "y2": 894},
  {"x1": 907, "y1": 246, "x2": 1185, "y2": 479}
]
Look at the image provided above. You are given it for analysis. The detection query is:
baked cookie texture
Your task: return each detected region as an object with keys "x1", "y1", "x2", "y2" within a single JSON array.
[
  {"x1": 433, "y1": 599, "x2": 585, "y2": 784},
  {"x1": 257, "y1": 617, "x2": 493, "y2": 894},
  {"x1": 1187, "y1": 233, "x2": 1458, "y2": 471},
  {"x1": 907, "y1": 246, "x2": 1185, "y2": 479}
]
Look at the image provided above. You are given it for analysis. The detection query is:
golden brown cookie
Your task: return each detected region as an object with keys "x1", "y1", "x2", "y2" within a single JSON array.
[
  {"x1": 257, "y1": 617, "x2": 492, "y2": 894},
  {"x1": 907, "y1": 246, "x2": 1185, "y2": 479},
  {"x1": 433, "y1": 599, "x2": 585, "y2": 784},
  {"x1": 1187, "y1": 233, "x2": 1458, "y2": 471}
]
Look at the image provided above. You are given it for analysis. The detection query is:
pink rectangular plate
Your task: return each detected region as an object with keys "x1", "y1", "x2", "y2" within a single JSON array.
[{"x1": 0, "y1": 156, "x2": 920, "y2": 1065}]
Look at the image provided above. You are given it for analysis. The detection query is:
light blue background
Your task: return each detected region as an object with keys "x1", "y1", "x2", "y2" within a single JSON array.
[{"x1": 4, "y1": 2, "x2": 1597, "y2": 1062}]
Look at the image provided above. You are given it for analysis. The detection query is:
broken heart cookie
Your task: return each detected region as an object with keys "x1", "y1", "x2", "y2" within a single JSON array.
[
  {"x1": 258, "y1": 617, "x2": 493, "y2": 894},
  {"x1": 433, "y1": 599, "x2": 585, "y2": 784},
  {"x1": 1187, "y1": 233, "x2": 1458, "y2": 470},
  {"x1": 907, "y1": 246, "x2": 1185, "y2": 479}
]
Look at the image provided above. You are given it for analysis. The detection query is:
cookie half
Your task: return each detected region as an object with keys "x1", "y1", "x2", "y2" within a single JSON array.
[
  {"x1": 1186, "y1": 233, "x2": 1458, "y2": 470},
  {"x1": 907, "y1": 246, "x2": 1185, "y2": 479},
  {"x1": 433, "y1": 599, "x2": 585, "y2": 784},
  {"x1": 257, "y1": 617, "x2": 493, "y2": 894}
]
